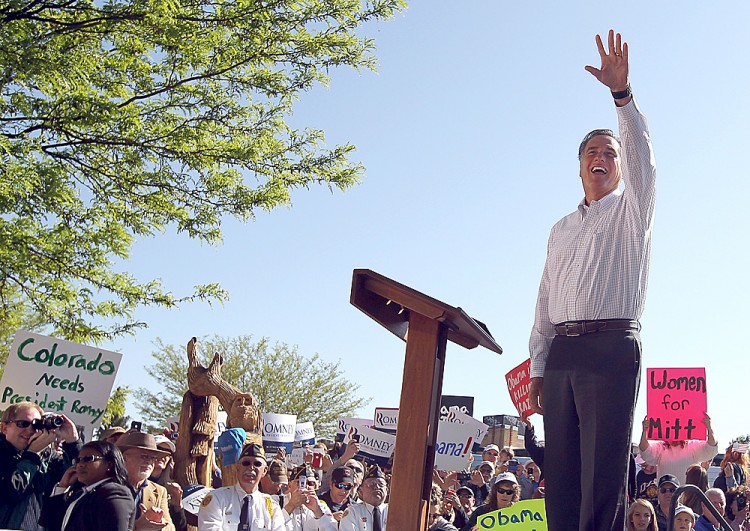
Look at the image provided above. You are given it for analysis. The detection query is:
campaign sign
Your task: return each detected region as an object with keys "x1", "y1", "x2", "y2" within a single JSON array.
[
  {"x1": 262, "y1": 412, "x2": 297, "y2": 454},
  {"x1": 0, "y1": 330, "x2": 122, "y2": 440},
  {"x1": 373, "y1": 407, "x2": 399, "y2": 435},
  {"x1": 646, "y1": 367, "x2": 707, "y2": 442},
  {"x1": 476, "y1": 499, "x2": 548, "y2": 530},
  {"x1": 506, "y1": 359, "x2": 533, "y2": 418},
  {"x1": 441, "y1": 410, "x2": 489, "y2": 454},
  {"x1": 343, "y1": 424, "x2": 396, "y2": 467},
  {"x1": 435, "y1": 419, "x2": 480, "y2": 471},
  {"x1": 440, "y1": 395, "x2": 474, "y2": 421},
  {"x1": 295, "y1": 421, "x2": 315, "y2": 445},
  {"x1": 335, "y1": 417, "x2": 373, "y2": 442}
]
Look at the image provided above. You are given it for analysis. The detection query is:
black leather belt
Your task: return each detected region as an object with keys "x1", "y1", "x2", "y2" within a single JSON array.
[{"x1": 554, "y1": 319, "x2": 640, "y2": 337}]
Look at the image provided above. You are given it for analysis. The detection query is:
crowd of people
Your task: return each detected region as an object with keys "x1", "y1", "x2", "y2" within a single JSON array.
[{"x1": 2, "y1": 399, "x2": 747, "y2": 531}]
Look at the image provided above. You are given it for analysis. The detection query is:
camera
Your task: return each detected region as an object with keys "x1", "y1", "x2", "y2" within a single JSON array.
[
  {"x1": 738, "y1": 493, "x2": 747, "y2": 510},
  {"x1": 130, "y1": 421, "x2": 142, "y2": 432},
  {"x1": 298, "y1": 475, "x2": 307, "y2": 489},
  {"x1": 457, "y1": 472, "x2": 471, "y2": 481},
  {"x1": 31, "y1": 414, "x2": 64, "y2": 431},
  {"x1": 350, "y1": 434, "x2": 361, "y2": 443},
  {"x1": 507, "y1": 459, "x2": 519, "y2": 473}
]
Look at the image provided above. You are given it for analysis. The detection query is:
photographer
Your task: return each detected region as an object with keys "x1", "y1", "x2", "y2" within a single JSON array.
[
  {"x1": 0, "y1": 401, "x2": 80, "y2": 530},
  {"x1": 726, "y1": 486, "x2": 749, "y2": 531}
]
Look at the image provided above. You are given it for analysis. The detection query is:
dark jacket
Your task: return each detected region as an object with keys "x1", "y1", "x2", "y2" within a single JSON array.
[
  {"x1": 713, "y1": 462, "x2": 746, "y2": 493},
  {"x1": 429, "y1": 516, "x2": 458, "y2": 531},
  {"x1": 39, "y1": 479, "x2": 136, "y2": 531},
  {"x1": 461, "y1": 504, "x2": 496, "y2": 531},
  {"x1": 0, "y1": 434, "x2": 79, "y2": 529}
]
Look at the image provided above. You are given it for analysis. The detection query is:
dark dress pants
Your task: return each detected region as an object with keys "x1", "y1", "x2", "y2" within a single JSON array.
[{"x1": 542, "y1": 329, "x2": 641, "y2": 531}]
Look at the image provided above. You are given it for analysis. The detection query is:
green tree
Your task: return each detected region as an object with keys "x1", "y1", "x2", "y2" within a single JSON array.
[
  {"x1": 97, "y1": 385, "x2": 131, "y2": 434},
  {"x1": 137, "y1": 335, "x2": 369, "y2": 437},
  {"x1": 0, "y1": 0, "x2": 406, "y2": 343}
]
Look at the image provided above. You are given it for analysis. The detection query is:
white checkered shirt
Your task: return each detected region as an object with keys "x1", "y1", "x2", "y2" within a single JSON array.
[{"x1": 529, "y1": 98, "x2": 656, "y2": 378}]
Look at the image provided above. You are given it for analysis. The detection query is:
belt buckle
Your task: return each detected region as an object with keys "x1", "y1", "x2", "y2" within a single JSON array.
[{"x1": 564, "y1": 323, "x2": 581, "y2": 337}]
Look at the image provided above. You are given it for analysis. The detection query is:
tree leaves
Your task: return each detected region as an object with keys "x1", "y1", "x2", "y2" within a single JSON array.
[
  {"x1": 137, "y1": 335, "x2": 370, "y2": 438},
  {"x1": 0, "y1": 0, "x2": 406, "y2": 341}
]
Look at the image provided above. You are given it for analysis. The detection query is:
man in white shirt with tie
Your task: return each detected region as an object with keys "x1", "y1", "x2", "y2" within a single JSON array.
[
  {"x1": 339, "y1": 464, "x2": 388, "y2": 531},
  {"x1": 198, "y1": 443, "x2": 285, "y2": 531}
]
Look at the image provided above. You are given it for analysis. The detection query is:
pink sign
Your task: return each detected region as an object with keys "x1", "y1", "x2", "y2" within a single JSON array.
[
  {"x1": 646, "y1": 367, "x2": 707, "y2": 442},
  {"x1": 505, "y1": 359, "x2": 533, "y2": 418}
]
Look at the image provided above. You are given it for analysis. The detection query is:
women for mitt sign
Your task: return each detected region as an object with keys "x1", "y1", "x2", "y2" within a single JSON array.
[{"x1": 0, "y1": 330, "x2": 122, "y2": 440}]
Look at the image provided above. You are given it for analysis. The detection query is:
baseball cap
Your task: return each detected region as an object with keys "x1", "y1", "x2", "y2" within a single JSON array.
[
  {"x1": 494, "y1": 472, "x2": 518, "y2": 485},
  {"x1": 331, "y1": 466, "x2": 355, "y2": 485},
  {"x1": 674, "y1": 505, "x2": 695, "y2": 521},
  {"x1": 658, "y1": 474, "x2": 680, "y2": 488}
]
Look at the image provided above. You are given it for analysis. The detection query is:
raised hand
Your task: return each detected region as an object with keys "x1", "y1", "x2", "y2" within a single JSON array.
[{"x1": 584, "y1": 29, "x2": 629, "y2": 93}]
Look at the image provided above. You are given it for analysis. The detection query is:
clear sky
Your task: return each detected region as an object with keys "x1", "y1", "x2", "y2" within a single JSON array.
[{"x1": 107, "y1": 1, "x2": 750, "y2": 446}]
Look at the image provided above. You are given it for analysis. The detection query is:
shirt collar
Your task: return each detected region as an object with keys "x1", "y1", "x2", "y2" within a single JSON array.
[{"x1": 578, "y1": 187, "x2": 622, "y2": 217}]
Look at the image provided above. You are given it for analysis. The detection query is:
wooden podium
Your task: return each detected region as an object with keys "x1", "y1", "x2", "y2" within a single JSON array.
[{"x1": 350, "y1": 269, "x2": 503, "y2": 530}]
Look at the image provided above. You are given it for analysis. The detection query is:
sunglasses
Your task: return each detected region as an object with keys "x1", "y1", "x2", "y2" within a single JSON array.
[
  {"x1": 5, "y1": 420, "x2": 37, "y2": 429},
  {"x1": 75, "y1": 455, "x2": 104, "y2": 465},
  {"x1": 660, "y1": 487, "x2": 676, "y2": 494},
  {"x1": 239, "y1": 459, "x2": 265, "y2": 468},
  {"x1": 334, "y1": 483, "x2": 353, "y2": 491},
  {"x1": 458, "y1": 493, "x2": 474, "y2": 498},
  {"x1": 497, "y1": 488, "x2": 516, "y2": 495}
]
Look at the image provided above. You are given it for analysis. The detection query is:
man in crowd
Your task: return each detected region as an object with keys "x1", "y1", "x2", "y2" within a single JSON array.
[
  {"x1": 466, "y1": 460, "x2": 494, "y2": 505},
  {"x1": 339, "y1": 464, "x2": 388, "y2": 531},
  {"x1": 428, "y1": 483, "x2": 457, "y2": 531},
  {"x1": 319, "y1": 466, "x2": 355, "y2": 522},
  {"x1": 118, "y1": 431, "x2": 175, "y2": 531},
  {"x1": 673, "y1": 506, "x2": 697, "y2": 531},
  {"x1": 259, "y1": 459, "x2": 289, "y2": 509},
  {"x1": 0, "y1": 402, "x2": 80, "y2": 530},
  {"x1": 100, "y1": 426, "x2": 127, "y2": 444},
  {"x1": 481, "y1": 445, "x2": 501, "y2": 468},
  {"x1": 527, "y1": 29, "x2": 656, "y2": 531},
  {"x1": 635, "y1": 457, "x2": 658, "y2": 505},
  {"x1": 282, "y1": 464, "x2": 337, "y2": 530},
  {"x1": 655, "y1": 475, "x2": 680, "y2": 531},
  {"x1": 694, "y1": 488, "x2": 727, "y2": 531},
  {"x1": 198, "y1": 443, "x2": 285, "y2": 530}
]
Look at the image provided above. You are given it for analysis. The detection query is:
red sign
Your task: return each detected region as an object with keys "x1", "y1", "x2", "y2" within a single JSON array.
[
  {"x1": 505, "y1": 359, "x2": 533, "y2": 418},
  {"x1": 646, "y1": 367, "x2": 707, "y2": 442}
]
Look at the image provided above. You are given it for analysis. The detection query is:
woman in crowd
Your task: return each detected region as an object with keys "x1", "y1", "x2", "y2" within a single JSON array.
[
  {"x1": 461, "y1": 472, "x2": 519, "y2": 531},
  {"x1": 40, "y1": 440, "x2": 135, "y2": 531},
  {"x1": 627, "y1": 498, "x2": 658, "y2": 531},
  {"x1": 680, "y1": 464, "x2": 708, "y2": 515},
  {"x1": 715, "y1": 444, "x2": 749, "y2": 493}
]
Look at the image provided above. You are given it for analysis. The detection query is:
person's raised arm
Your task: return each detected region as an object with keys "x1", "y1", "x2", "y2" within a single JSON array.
[{"x1": 585, "y1": 29, "x2": 632, "y2": 107}]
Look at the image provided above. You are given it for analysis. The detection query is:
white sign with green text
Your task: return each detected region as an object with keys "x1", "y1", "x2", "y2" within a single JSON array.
[{"x1": 0, "y1": 330, "x2": 122, "y2": 440}]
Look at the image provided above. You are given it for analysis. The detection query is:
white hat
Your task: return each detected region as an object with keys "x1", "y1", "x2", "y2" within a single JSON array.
[
  {"x1": 494, "y1": 472, "x2": 518, "y2": 486},
  {"x1": 674, "y1": 505, "x2": 695, "y2": 522},
  {"x1": 484, "y1": 444, "x2": 500, "y2": 453}
]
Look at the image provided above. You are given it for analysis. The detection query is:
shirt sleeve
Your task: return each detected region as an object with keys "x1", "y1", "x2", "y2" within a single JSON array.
[
  {"x1": 196, "y1": 493, "x2": 223, "y2": 531},
  {"x1": 528, "y1": 235, "x2": 556, "y2": 378},
  {"x1": 617, "y1": 98, "x2": 656, "y2": 232}
]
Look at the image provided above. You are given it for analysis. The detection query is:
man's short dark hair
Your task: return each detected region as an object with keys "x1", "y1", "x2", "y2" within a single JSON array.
[{"x1": 578, "y1": 129, "x2": 620, "y2": 160}]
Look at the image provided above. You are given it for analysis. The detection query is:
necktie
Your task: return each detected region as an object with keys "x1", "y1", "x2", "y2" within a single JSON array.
[
  {"x1": 278, "y1": 493, "x2": 284, "y2": 509},
  {"x1": 373, "y1": 505, "x2": 383, "y2": 531},
  {"x1": 239, "y1": 495, "x2": 252, "y2": 531}
]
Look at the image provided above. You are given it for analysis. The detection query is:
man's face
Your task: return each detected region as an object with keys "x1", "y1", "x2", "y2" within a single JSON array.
[
  {"x1": 237, "y1": 455, "x2": 268, "y2": 493},
  {"x1": 673, "y1": 512, "x2": 694, "y2": 531},
  {"x1": 345, "y1": 460, "x2": 364, "y2": 485},
  {"x1": 123, "y1": 449, "x2": 158, "y2": 485},
  {"x1": 457, "y1": 490, "x2": 474, "y2": 512},
  {"x1": 657, "y1": 482, "x2": 677, "y2": 508},
  {"x1": 579, "y1": 134, "x2": 621, "y2": 201},
  {"x1": 482, "y1": 449, "x2": 499, "y2": 463},
  {"x1": 1, "y1": 406, "x2": 41, "y2": 452},
  {"x1": 359, "y1": 477, "x2": 387, "y2": 506},
  {"x1": 703, "y1": 490, "x2": 726, "y2": 525},
  {"x1": 479, "y1": 465, "x2": 493, "y2": 482},
  {"x1": 329, "y1": 480, "x2": 353, "y2": 503}
]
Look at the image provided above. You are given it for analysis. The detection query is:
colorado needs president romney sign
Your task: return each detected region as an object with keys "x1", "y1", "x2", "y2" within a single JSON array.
[{"x1": 0, "y1": 330, "x2": 122, "y2": 440}]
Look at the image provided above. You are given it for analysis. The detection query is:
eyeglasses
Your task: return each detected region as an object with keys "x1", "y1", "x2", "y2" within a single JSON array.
[
  {"x1": 458, "y1": 493, "x2": 474, "y2": 498},
  {"x1": 128, "y1": 453, "x2": 159, "y2": 463},
  {"x1": 5, "y1": 420, "x2": 36, "y2": 429},
  {"x1": 659, "y1": 487, "x2": 676, "y2": 494},
  {"x1": 75, "y1": 455, "x2": 104, "y2": 465},
  {"x1": 239, "y1": 459, "x2": 265, "y2": 468},
  {"x1": 497, "y1": 488, "x2": 516, "y2": 495},
  {"x1": 334, "y1": 483, "x2": 353, "y2": 491}
]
